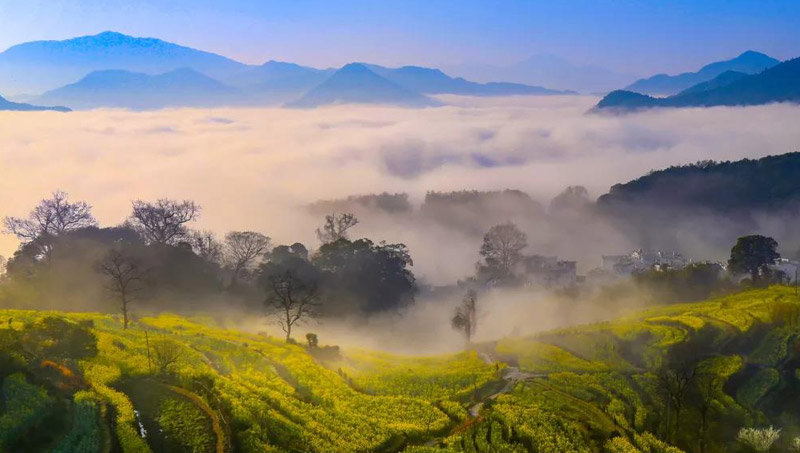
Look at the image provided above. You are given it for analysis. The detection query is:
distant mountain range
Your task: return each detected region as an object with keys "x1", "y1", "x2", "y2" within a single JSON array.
[
  {"x1": 287, "y1": 63, "x2": 440, "y2": 108},
  {"x1": 595, "y1": 57, "x2": 800, "y2": 111},
  {"x1": 0, "y1": 31, "x2": 572, "y2": 110},
  {"x1": 624, "y1": 51, "x2": 779, "y2": 96},
  {"x1": 445, "y1": 54, "x2": 638, "y2": 94},
  {"x1": 2, "y1": 32, "x2": 793, "y2": 112},
  {"x1": 367, "y1": 64, "x2": 571, "y2": 97},
  {"x1": 35, "y1": 68, "x2": 235, "y2": 110},
  {"x1": 0, "y1": 94, "x2": 69, "y2": 112},
  {"x1": 0, "y1": 31, "x2": 248, "y2": 96},
  {"x1": 223, "y1": 61, "x2": 335, "y2": 103}
]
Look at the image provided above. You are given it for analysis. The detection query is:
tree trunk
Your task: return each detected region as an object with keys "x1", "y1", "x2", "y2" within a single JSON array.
[
  {"x1": 698, "y1": 408, "x2": 707, "y2": 453},
  {"x1": 285, "y1": 311, "x2": 292, "y2": 342},
  {"x1": 122, "y1": 298, "x2": 129, "y2": 330}
]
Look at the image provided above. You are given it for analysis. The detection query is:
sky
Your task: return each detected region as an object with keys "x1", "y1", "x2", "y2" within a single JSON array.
[{"x1": 0, "y1": 0, "x2": 799, "y2": 75}]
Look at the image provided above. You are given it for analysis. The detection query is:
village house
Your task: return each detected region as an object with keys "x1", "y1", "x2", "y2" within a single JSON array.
[{"x1": 521, "y1": 255, "x2": 577, "y2": 288}]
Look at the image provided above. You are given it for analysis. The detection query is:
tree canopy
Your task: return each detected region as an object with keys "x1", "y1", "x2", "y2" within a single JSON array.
[{"x1": 728, "y1": 235, "x2": 780, "y2": 286}]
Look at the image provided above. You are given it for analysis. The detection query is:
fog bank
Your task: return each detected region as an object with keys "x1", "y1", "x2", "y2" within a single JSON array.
[{"x1": 2, "y1": 96, "x2": 800, "y2": 283}]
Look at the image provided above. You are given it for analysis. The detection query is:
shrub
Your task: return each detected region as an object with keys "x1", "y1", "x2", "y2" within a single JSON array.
[
  {"x1": 21, "y1": 317, "x2": 98, "y2": 360},
  {"x1": 737, "y1": 426, "x2": 780, "y2": 452}
]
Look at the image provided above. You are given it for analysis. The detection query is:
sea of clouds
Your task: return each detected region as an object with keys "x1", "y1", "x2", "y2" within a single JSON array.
[{"x1": 2, "y1": 95, "x2": 800, "y2": 283}]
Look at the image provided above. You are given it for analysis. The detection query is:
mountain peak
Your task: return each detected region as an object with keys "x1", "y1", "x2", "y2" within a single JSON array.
[
  {"x1": 626, "y1": 51, "x2": 780, "y2": 95},
  {"x1": 737, "y1": 50, "x2": 771, "y2": 59},
  {"x1": 286, "y1": 63, "x2": 440, "y2": 108},
  {"x1": 338, "y1": 62, "x2": 373, "y2": 73},
  {"x1": 92, "y1": 30, "x2": 134, "y2": 40},
  {"x1": 0, "y1": 31, "x2": 250, "y2": 95}
]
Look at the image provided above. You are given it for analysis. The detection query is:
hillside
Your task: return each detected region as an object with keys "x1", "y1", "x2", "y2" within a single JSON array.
[
  {"x1": 594, "y1": 152, "x2": 800, "y2": 251},
  {"x1": 3, "y1": 287, "x2": 800, "y2": 452},
  {"x1": 596, "y1": 57, "x2": 800, "y2": 111},
  {"x1": 676, "y1": 70, "x2": 749, "y2": 96},
  {"x1": 625, "y1": 51, "x2": 779, "y2": 96},
  {"x1": 597, "y1": 152, "x2": 800, "y2": 213},
  {"x1": 0, "y1": 94, "x2": 70, "y2": 112},
  {"x1": 36, "y1": 68, "x2": 236, "y2": 110},
  {"x1": 286, "y1": 63, "x2": 441, "y2": 108}
]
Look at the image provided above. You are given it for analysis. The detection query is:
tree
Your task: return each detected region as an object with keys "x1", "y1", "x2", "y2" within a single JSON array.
[
  {"x1": 313, "y1": 239, "x2": 416, "y2": 314},
  {"x1": 190, "y1": 230, "x2": 223, "y2": 264},
  {"x1": 270, "y1": 243, "x2": 309, "y2": 262},
  {"x1": 550, "y1": 185, "x2": 592, "y2": 213},
  {"x1": 478, "y1": 223, "x2": 527, "y2": 282},
  {"x1": 224, "y1": 231, "x2": 271, "y2": 286},
  {"x1": 260, "y1": 256, "x2": 321, "y2": 342},
  {"x1": 128, "y1": 199, "x2": 200, "y2": 245},
  {"x1": 691, "y1": 367, "x2": 722, "y2": 453},
  {"x1": 728, "y1": 235, "x2": 780, "y2": 286},
  {"x1": 306, "y1": 333, "x2": 319, "y2": 348},
  {"x1": 656, "y1": 358, "x2": 700, "y2": 445},
  {"x1": 3, "y1": 190, "x2": 97, "y2": 254},
  {"x1": 96, "y1": 248, "x2": 147, "y2": 329},
  {"x1": 452, "y1": 289, "x2": 478, "y2": 343},
  {"x1": 316, "y1": 213, "x2": 359, "y2": 243},
  {"x1": 151, "y1": 339, "x2": 185, "y2": 374}
]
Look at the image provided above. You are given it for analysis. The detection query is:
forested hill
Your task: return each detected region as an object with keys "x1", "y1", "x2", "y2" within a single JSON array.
[
  {"x1": 597, "y1": 152, "x2": 800, "y2": 213},
  {"x1": 596, "y1": 152, "x2": 800, "y2": 253}
]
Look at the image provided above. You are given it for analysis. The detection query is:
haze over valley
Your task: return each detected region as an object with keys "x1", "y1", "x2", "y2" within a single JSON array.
[{"x1": 2, "y1": 3, "x2": 800, "y2": 452}]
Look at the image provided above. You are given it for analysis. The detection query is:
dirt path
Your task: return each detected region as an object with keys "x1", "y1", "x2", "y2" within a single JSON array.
[{"x1": 468, "y1": 353, "x2": 543, "y2": 417}]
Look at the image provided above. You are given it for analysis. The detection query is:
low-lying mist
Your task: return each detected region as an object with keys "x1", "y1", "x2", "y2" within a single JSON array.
[{"x1": 2, "y1": 95, "x2": 800, "y2": 350}]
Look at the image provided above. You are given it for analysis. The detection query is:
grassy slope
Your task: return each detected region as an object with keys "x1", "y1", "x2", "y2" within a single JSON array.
[{"x1": 1, "y1": 286, "x2": 799, "y2": 452}]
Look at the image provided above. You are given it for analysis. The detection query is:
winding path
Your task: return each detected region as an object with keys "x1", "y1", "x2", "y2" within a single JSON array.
[{"x1": 468, "y1": 353, "x2": 543, "y2": 417}]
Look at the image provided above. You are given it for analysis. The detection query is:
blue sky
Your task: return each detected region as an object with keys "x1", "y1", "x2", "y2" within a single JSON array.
[{"x1": 0, "y1": 0, "x2": 798, "y2": 75}]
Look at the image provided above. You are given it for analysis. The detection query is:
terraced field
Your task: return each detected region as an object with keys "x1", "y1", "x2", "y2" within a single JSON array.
[{"x1": 2, "y1": 286, "x2": 800, "y2": 452}]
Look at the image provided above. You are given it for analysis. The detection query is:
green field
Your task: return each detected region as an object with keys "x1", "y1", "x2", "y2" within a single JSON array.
[{"x1": 2, "y1": 286, "x2": 800, "y2": 452}]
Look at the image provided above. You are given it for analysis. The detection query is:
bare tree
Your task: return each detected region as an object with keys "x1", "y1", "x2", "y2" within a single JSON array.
[
  {"x1": 96, "y1": 248, "x2": 147, "y2": 329},
  {"x1": 692, "y1": 369, "x2": 720, "y2": 453},
  {"x1": 128, "y1": 199, "x2": 200, "y2": 245},
  {"x1": 151, "y1": 338, "x2": 185, "y2": 374},
  {"x1": 190, "y1": 230, "x2": 223, "y2": 264},
  {"x1": 478, "y1": 222, "x2": 527, "y2": 281},
  {"x1": 452, "y1": 289, "x2": 478, "y2": 343},
  {"x1": 224, "y1": 231, "x2": 271, "y2": 286},
  {"x1": 3, "y1": 190, "x2": 97, "y2": 253},
  {"x1": 262, "y1": 268, "x2": 319, "y2": 342},
  {"x1": 316, "y1": 213, "x2": 359, "y2": 243},
  {"x1": 656, "y1": 358, "x2": 700, "y2": 445}
]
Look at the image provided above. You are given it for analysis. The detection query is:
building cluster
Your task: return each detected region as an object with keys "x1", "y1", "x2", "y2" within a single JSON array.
[
  {"x1": 601, "y1": 249, "x2": 690, "y2": 275},
  {"x1": 520, "y1": 255, "x2": 577, "y2": 288},
  {"x1": 522, "y1": 248, "x2": 800, "y2": 290}
]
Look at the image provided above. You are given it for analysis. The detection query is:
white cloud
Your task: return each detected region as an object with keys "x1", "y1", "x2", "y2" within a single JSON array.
[{"x1": 2, "y1": 96, "x2": 800, "y2": 282}]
